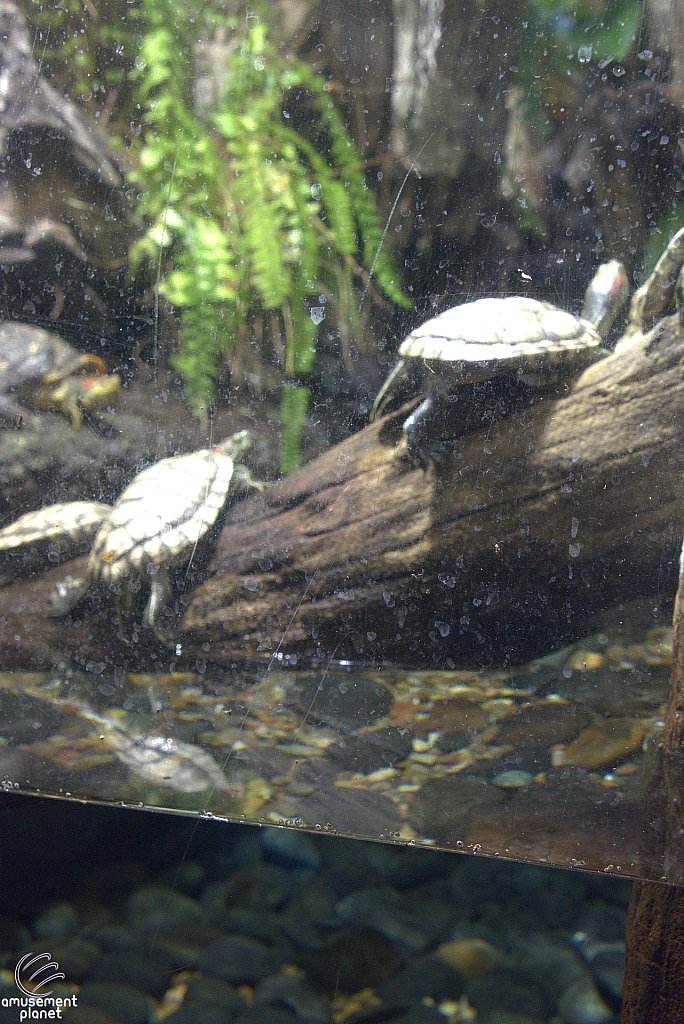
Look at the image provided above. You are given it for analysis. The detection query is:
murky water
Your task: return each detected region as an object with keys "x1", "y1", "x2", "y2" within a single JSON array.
[{"x1": 0, "y1": 594, "x2": 673, "y2": 880}]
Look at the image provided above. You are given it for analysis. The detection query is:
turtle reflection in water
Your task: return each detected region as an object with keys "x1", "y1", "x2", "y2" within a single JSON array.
[
  {"x1": 371, "y1": 260, "x2": 630, "y2": 466},
  {"x1": 0, "y1": 430, "x2": 262, "y2": 632},
  {"x1": 78, "y1": 707, "x2": 242, "y2": 795},
  {"x1": 0, "y1": 322, "x2": 121, "y2": 428}
]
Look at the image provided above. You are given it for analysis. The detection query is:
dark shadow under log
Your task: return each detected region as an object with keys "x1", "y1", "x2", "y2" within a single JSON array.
[{"x1": 0, "y1": 317, "x2": 683, "y2": 670}]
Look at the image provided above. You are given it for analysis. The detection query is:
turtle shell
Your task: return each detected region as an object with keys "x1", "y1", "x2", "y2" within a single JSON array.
[
  {"x1": 88, "y1": 446, "x2": 237, "y2": 586},
  {"x1": 0, "y1": 323, "x2": 106, "y2": 391},
  {"x1": 0, "y1": 502, "x2": 111, "y2": 553},
  {"x1": 400, "y1": 296, "x2": 601, "y2": 378}
]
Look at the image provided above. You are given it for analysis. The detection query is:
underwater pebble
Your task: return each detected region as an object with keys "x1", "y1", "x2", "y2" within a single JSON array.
[
  {"x1": 552, "y1": 718, "x2": 646, "y2": 769},
  {"x1": 49, "y1": 937, "x2": 102, "y2": 981},
  {"x1": 300, "y1": 925, "x2": 403, "y2": 991},
  {"x1": 254, "y1": 973, "x2": 332, "y2": 1023},
  {"x1": 376, "y1": 953, "x2": 467, "y2": 1005},
  {"x1": 492, "y1": 770, "x2": 534, "y2": 789},
  {"x1": 126, "y1": 885, "x2": 205, "y2": 934},
  {"x1": 465, "y1": 971, "x2": 548, "y2": 1022},
  {"x1": 33, "y1": 901, "x2": 79, "y2": 941},
  {"x1": 435, "y1": 938, "x2": 501, "y2": 979},
  {"x1": 86, "y1": 948, "x2": 173, "y2": 997},
  {"x1": 198, "y1": 934, "x2": 283, "y2": 984},
  {"x1": 574, "y1": 938, "x2": 625, "y2": 1001},
  {"x1": 260, "y1": 827, "x2": 322, "y2": 871},
  {"x1": 77, "y1": 981, "x2": 155, "y2": 1024},
  {"x1": 167, "y1": 975, "x2": 246, "y2": 1023},
  {"x1": 234, "y1": 1008, "x2": 299, "y2": 1024},
  {"x1": 335, "y1": 888, "x2": 435, "y2": 952},
  {"x1": 409, "y1": 775, "x2": 505, "y2": 840},
  {"x1": 557, "y1": 978, "x2": 613, "y2": 1024},
  {"x1": 568, "y1": 651, "x2": 604, "y2": 671}
]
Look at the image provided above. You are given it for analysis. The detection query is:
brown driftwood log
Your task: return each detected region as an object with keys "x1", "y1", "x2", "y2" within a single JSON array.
[
  {"x1": 0, "y1": 314, "x2": 683, "y2": 671},
  {"x1": 179, "y1": 315, "x2": 684, "y2": 667},
  {"x1": 621, "y1": 533, "x2": 684, "y2": 1023}
]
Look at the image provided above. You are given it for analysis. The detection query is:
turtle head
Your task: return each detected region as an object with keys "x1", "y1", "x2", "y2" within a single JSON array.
[
  {"x1": 215, "y1": 429, "x2": 252, "y2": 461},
  {"x1": 581, "y1": 260, "x2": 629, "y2": 338}
]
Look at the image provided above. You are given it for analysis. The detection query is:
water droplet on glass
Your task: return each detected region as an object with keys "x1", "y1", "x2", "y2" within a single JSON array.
[
  {"x1": 310, "y1": 182, "x2": 323, "y2": 200},
  {"x1": 435, "y1": 621, "x2": 451, "y2": 637},
  {"x1": 310, "y1": 307, "x2": 325, "y2": 325},
  {"x1": 577, "y1": 44, "x2": 592, "y2": 63},
  {"x1": 613, "y1": 65, "x2": 625, "y2": 77},
  {"x1": 243, "y1": 576, "x2": 260, "y2": 592},
  {"x1": 253, "y1": 55, "x2": 265, "y2": 71}
]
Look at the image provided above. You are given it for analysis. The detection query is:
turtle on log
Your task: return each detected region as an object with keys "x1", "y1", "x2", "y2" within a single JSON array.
[
  {"x1": 370, "y1": 260, "x2": 630, "y2": 466},
  {"x1": 0, "y1": 430, "x2": 263, "y2": 632},
  {"x1": 0, "y1": 322, "x2": 120, "y2": 428}
]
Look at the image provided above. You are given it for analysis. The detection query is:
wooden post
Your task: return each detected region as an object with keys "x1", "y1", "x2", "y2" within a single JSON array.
[{"x1": 622, "y1": 540, "x2": 684, "y2": 1022}]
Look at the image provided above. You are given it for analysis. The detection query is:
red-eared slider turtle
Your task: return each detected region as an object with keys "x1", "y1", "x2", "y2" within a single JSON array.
[
  {"x1": 0, "y1": 322, "x2": 120, "y2": 428},
  {"x1": 0, "y1": 430, "x2": 261, "y2": 631},
  {"x1": 370, "y1": 260, "x2": 629, "y2": 465}
]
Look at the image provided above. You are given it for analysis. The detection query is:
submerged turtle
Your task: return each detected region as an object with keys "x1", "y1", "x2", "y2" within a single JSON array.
[
  {"x1": 0, "y1": 430, "x2": 261, "y2": 631},
  {"x1": 0, "y1": 322, "x2": 120, "y2": 428},
  {"x1": 370, "y1": 260, "x2": 630, "y2": 465}
]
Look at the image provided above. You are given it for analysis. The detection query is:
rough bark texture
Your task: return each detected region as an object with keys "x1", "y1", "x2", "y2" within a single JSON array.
[
  {"x1": 622, "y1": 882, "x2": 684, "y2": 1022},
  {"x1": 621, "y1": 487, "x2": 684, "y2": 1023},
  {"x1": 391, "y1": 0, "x2": 519, "y2": 176},
  {"x1": 0, "y1": 315, "x2": 683, "y2": 670},
  {"x1": 180, "y1": 316, "x2": 684, "y2": 667}
]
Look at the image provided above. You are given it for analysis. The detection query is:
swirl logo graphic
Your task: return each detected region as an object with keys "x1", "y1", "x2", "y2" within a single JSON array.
[{"x1": 14, "y1": 952, "x2": 65, "y2": 997}]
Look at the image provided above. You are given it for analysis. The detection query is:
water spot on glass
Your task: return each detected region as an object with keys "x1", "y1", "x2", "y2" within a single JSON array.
[
  {"x1": 578, "y1": 44, "x2": 592, "y2": 63},
  {"x1": 310, "y1": 307, "x2": 325, "y2": 325},
  {"x1": 243, "y1": 577, "x2": 260, "y2": 592},
  {"x1": 569, "y1": 543, "x2": 581, "y2": 558},
  {"x1": 175, "y1": 644, "x2": 182, "y2": 656},
  {"x1": 571, "y1": 517, "x2": 579, "y2": 539},
  {"x1": 638, "y1": 49, "x2": 653, "y2": 60},
  {"x1": 641, "y1": 450, "x2": 652, "y2": 467},
  {"x1": 366, "y1": 631, "x2": 376, "y2": 641},
  {"x1": 253, "y1": 56, "x2": 265, "y2": 71},
  {"x1": 435, "y1": 621, "x2": 450, "y2": 637}
]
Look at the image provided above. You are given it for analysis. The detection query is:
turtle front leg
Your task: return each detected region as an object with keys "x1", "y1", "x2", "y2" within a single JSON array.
[
  {"x1": 143, "y1": 566, "x2": 173, "y2": 632},
  {"x1": 231, "y1": 466, "x2": 266, "y2": 495},
  {"x1": 402, "y1": 389, "x2": 449, "y2": 470}
]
